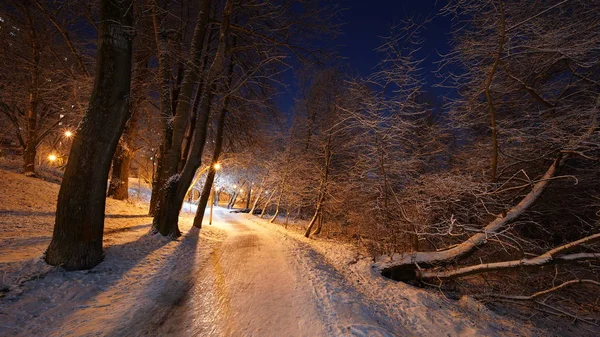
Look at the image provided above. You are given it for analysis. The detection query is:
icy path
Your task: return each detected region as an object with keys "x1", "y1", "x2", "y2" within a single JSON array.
[{"x1": 135, "y1": 209, "x2": 398, "y2": 337}]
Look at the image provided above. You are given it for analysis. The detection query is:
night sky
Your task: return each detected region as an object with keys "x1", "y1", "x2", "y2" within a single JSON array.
[{"x1": 279, "y1": 0, "x2": 452, "y2": 116}]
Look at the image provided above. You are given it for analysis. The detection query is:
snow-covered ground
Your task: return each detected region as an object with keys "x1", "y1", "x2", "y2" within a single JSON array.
[{"x1": 0, "y1": 168, "x2": 571, "y2": 336}]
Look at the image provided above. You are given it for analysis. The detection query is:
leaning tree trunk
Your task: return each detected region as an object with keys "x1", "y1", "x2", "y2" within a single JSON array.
[
  {"x1": 259, "y1": 192, "x2": 274, "y2": 218},
  {"x1": 45, "y1": 0, "x2": 133, "y2": 270},
  {"x1": 152, "y1": 0, "x2": 234, "y2": 236},
  {"x1": 107, "y1": 101, "x2": 139, "y2": 200},
  {"x1": 193, "y1": 105, "x2": 227, "y2": 228},
  {"x1": 249, "y1": 181, "x2": 264, "y2": 215},
  {"x1": 305, "y1": 136, "x2": 331, "y2": 238},
  {"x1": 270, "y1": 178, "x2": 286, "y2": 223}
]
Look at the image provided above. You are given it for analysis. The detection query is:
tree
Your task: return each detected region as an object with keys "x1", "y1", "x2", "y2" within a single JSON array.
[
  {"x1": 0, "y1": 0, "x2": 90, "y2": 176},
  {"x1": 377, "y1": 0, "x2": 600, "y2": 288},
  {"x1": 45, "y1": 0, "x2": 133, "y2": 270}
]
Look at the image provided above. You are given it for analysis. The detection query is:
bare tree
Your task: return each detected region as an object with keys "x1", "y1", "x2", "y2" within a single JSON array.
[{"x1": 45, "y1": 0, "x2": 133, "y2": 270}]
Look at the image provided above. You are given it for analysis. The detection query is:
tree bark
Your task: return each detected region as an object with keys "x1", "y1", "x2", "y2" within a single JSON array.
[
  {"x1": 107, "y1": 105, "x2": 139, "y2": 200},
  {"x1": 45, "y1": 0, "x2": 133, "y2": 270},
  {"x1": 245, "y1": 183, "x2": 252, "y2": 209},
  {"x1": 484, "y1": 0, "x2": 506, "y2": 182},
  {"x1": 270, "y1": 178, "x2": 286, "y2": 223},
  {"x1": 193, "y1": 106, "x2": 227, "y2": 228},
  {"x1": 152, "y1": 0, "x2": 234, "y2": 237},
  {"x1": 259, "y1": 192, "x2": 274, "y2": 218},
  {"x1": 305, "y1": 135, "x2": 331, "y2": 237},
  {"x1": 23, "y1": 6, "x2": 41, "y2": 177},
  {"x1": 148, "y1": 2, "x2": 176, "y2": 216},
  {"x1": 249, "y1": 179, "x2": 265, "y2": 214},
  {"x1": 417, "y1": 234, "x2": 600, "y2": 281}
]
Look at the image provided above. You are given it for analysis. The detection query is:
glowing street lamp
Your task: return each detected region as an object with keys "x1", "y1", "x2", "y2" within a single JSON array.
[
  {"x1": 64, "y1": 130, "x2": 73, "y2": 138},
  {"x1": 48, "y1": 154, "x2": 57, "y2": 162},
  {"x1": 213, "y1": 163, "x2": 221, "y2": 170}
]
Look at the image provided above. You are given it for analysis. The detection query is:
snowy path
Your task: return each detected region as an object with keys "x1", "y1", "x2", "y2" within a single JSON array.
[
  {"x1": 135, "y1": 209, "x2": 399, "y2": 337},
  {"x1": 1, "y1": 168, "x2": 548, "y2": 337}
]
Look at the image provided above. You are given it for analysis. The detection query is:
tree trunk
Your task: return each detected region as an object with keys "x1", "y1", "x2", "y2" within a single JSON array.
[
  {"x1": 416, "y1": 234, "x2": 600, "y2": 281},
  {"x1": 305, "y1": 135, "x2": 331, "y2": 238},
  {"x1": 245, "y1": 183, "x2": 252, "y2": 209},
  {"x1": 148, "y1": 1, "x2": 177, "y2": 216},
  {"x1": 193, "y1": 105, "x2": 227, "y2": 228},
  {"x1": 152, "y1": 0, "x2": 234, "y2": 236},
  {"x1": 45, "y1": 0, "x2": 133, "y2": 270},
  {"x1": 23, "y1": 11, "x2": 40, "y2": 177},
  {"x1": 259, "y1": 192, "x2": 274, "y2": 218},
  {"x1": 107, "y1": 102, "x2": 139, "y2": 200},
  {"x1": 249, "y1": 180, "x2": 265, "y2": 214},
  {"x1": 484, "y1": 0, "x2": 506, "y2": 182},
  {"x1": 107, "y1": 140, "x2": 132, "y2": 200},
  {"x1": 23, "y1": 141, "x2": 37, "y2": 177},
  {"x1": 270, "y1": 180, "x2": 285, "y2": 223}
]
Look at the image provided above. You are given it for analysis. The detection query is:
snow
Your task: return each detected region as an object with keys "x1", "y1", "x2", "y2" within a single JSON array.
[{"x1": 0, "y1": 167, "x2": 563, "y2": 336}]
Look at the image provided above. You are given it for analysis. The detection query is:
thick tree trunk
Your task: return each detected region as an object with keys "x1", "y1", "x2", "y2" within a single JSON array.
[
  {"x1": 45, "y1": 0, "x2": 133, "y2": 270},
  {"x1": 148, "y1": 3, "x2": 176, "y2": 216},
  {"x1": 107, "y1": 140, "x2": 132, "y2": 200},
  {"x1": 152, "y1": 0, "x2": 234, "y2": 236},
  {"x1": 107, "y1": 103, "x2": 139, "y2": 200}
]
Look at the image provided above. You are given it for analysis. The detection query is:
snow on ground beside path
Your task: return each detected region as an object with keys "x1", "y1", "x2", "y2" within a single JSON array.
[
  {"x1": 246, "y1": 215, "x2": 550, "y2": 337},
  {"x1": 0, "y1": 169, "x2": 226, "y2": 337},
  {"x1": 0, "y1": 164, "x2": 576, "y2": 337}
]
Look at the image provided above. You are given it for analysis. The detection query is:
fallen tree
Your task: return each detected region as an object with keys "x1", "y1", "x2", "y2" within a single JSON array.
[
  {"x1": 378, "y1": 154, "x2": 565, "y2": 278},
  {"x1": 377, "y1": 153, "x2": 600, "y2": 282}
]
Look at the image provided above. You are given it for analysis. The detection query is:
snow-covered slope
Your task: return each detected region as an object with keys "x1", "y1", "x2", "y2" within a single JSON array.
[{"x1": 0, "y1": 169, "x2": 225, "y2": 336}]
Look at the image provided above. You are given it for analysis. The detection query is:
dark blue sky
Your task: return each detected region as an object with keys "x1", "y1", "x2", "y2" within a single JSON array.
[
  {"x1": 278, "y1": 0, "x2": 452, "y2": 115},
  {"x1": 339, "y1": 0, "x2": 450, "y2": 77}
]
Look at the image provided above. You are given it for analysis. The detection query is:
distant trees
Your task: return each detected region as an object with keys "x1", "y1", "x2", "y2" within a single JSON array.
[
  {"x1": 0, "y1": 0, "x2": 90, "y2": 176},
  {"x1": 147, "y1": 0, "x2": 336, "y2": 237},
  {"x1": 239, "y1": 1, "x2": 599, "y2": 315},
  {"x1": 45, "y1": 0, "x2": 133, "y2": 270}
]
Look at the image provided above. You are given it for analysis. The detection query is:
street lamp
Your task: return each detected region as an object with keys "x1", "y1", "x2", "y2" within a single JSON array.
[
  {"x1": 64, "y1": 130, "x2": 73, "y2": 138},
  {"x1": 213, "y1": 162, "x2": 221, "y2": 170},
  {"x1": 48, "y1": 154, "x2": 57, "y2": 162}
]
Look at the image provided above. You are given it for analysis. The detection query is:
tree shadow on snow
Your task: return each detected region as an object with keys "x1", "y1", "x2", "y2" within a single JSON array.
[{"x1": 106, "y1": 226, "x2": 204, "y2": 337}]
